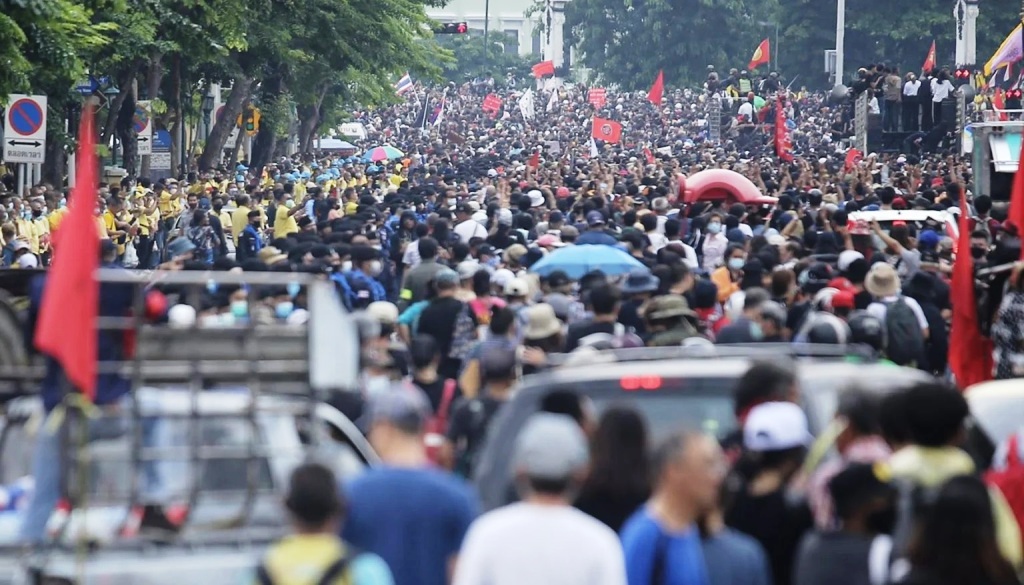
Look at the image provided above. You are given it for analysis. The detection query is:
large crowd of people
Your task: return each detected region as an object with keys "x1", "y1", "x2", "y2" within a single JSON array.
[{"x1": 3, "y1": 62, "x2": 1024, "y2": 585}]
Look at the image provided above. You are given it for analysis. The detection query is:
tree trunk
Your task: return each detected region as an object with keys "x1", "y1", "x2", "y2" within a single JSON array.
[
  {"x1": 43, "y1": 132, "x2": 66, "y2": 187},
  {"x1": 102, "y1": 64, "x2": 140, "y2": 146},
  {"x1": 116, "y1": 78, "x2": 139, "y2": 178},
  {"x1": 225, "y1": 125, "x2": 246, "y2": 168},
  {"x1": 198, "y1": 75, "x2": 254, "y2": 170},
  {"x1": 169, "y1": 56, "x2": 183, "y2": 176},
  {"x1": 140, "y1": 50, "x2": 165, "y2": 177},
  {"x1": 296, "y1": 85, "x2": 329, "y2": 154},
  {"x1": 250, "y1": 127, "x2": 275, "y2": 173}
]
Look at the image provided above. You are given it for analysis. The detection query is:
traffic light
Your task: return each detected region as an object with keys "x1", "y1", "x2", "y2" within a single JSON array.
[
  {"x1": 436, "y1": 22, "x2": 468, "y2": 34},
  {"x1": 954, "y1": 68, "x2": 971, "y2": 86},
  {"x1": 244, "y1": 106, "x2": 260, "y2": 136}
]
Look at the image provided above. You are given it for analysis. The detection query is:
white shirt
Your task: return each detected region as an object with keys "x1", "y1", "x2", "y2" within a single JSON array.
[
  {"x1": 402, "y1": 242, "x2": 421, "y2": 268},
  {"x1": 647, "y1": 231, "x2": 669, "y2": 252},
  {"x1": 903, "y1": 80, "x2": 920, "y2": 97},
  {"x1": 666, "y1": 239, "x2": 699, "y2": 269},
  {"x1": 738, "y1": 102, "x2": 755, "y2": 120},
  {"x1": 702, "y1": 232, "x2": 728, "y2": 271},
  {"x1": 931, "y1": 78, "x2": 954, "y2": 101},
  {"x1": 454, "y1": 218, "x2": 488, "y2": 243},
  {"x1": 453, "y1": 503, "x2": 627, "y2": 585},
  {"x1": 867, "y1": 295, "x2": 929, "y2": 333}
]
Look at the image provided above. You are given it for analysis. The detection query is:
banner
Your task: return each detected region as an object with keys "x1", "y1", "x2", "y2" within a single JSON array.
[
  {"x1": 591, "y1": 117, "x2": 623, "y2": 143},
  {"x1": 482, "y1": 93, "x2": 502, "y2": 113},
  {"x1": 532, "y1": 60, "x2": 555, "y2": 78},
  {"x1": 588, "y1": 88, "x2": 607, "y2": 108},
  {"x1": 774, "y1": 96, "x2": 793, "y2": 162},
  {"x1": 518, "y1": 89, "x2": 535, "y2": 120}
]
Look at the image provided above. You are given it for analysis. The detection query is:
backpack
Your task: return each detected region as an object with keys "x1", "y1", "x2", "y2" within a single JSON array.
[
  {"x1": 256, "y1": 547, "x2": 359, "y2": 585},
  {"x1": 883, "y1": 297, "x2": 925, "y2": 367},
  {"x1": 453, "y1": 397, "x2": 500, "y2": 477},
  {"x1": 448, "y1": 303, "x2": 477, "y2": 360}
]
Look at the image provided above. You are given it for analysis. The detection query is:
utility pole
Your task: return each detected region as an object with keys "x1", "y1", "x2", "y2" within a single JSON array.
[{"x1": 835, "y1": 0, "x2": 845, "y2": 87}]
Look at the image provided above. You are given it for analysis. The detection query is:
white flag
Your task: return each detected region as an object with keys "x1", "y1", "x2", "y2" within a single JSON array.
[
  {"x1": 546, "y1": 89, "x2": 559, "y2": 113},
  {"x1": 656, "y1": 146, "x2": 672, "y2": 156},
  {"x1": 589, "y1": 137, "x2": 599, "y2": 158},
  {"x1": 519, "y1": 89, "x2": 535, "y2": 120}
]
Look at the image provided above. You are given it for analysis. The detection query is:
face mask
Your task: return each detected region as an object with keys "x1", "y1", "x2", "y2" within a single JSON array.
[
  {"x1": 363, "y1": 374, "x2": 391, "y2": 398},
  {"x1": 31, "y1": 209, "x2": 42, "y2": 218},
  {"x1": 284, "y1": 200, "x2": 295, "y2": 208},
  {"x1": 341, "y1": 260, "x2": 353, "y2": 273},
  {"x1": 230, "y1": 300, "x2": 249, "y2": 319},
  {"x1": 368, "y1": 260, "x2": 383, "y2": 277},
  {"x1": 275, "y1": 301, "x2": 294, "y2": 319},
  {"x1": 169, "y1": 188, "x2": 178, "y2": 195},
  {"x1": 866, "y1": 505, "x2": 897, "y2": 535},
  {"x1": 971, "y1": 247, "x2": 987, "y2": 259},
  {"x1": 728, "y1": 257, "x2": 745, "y2": 271},
  {"x1": 59, "y1": 198, "x2": 66, "y2": 209},
  {"x1": 707, "y1": 222, "x2": 722, "y2": 234},
  {"x1": 749, "y1": 321, "x2": 764, "y2": 341}
]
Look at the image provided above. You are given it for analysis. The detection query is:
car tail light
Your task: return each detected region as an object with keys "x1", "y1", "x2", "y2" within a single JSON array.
[{"x1": 620, "y1": 375, "x2": 662, "y2": 391}]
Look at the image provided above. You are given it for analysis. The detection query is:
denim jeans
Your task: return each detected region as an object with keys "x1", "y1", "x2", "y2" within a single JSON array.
[{"x1": 18, "y1": 401, "x2": 161, "y2": 543}]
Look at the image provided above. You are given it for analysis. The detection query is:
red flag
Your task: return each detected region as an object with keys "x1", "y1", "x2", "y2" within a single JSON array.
[
  {"x1": 647, "y1": 70, "x2": 664, "y2": 105},
  {"x1": 528, "y1": 151, "x2": 540, "y2": 169},
  {"x1": 923, "y1": 40, "x2": 937, "y2": 73},
  {"x1": 1010, "y1": 129, "x2": 1024, "y2": 256},
  {"x1": 643, "y1": 147, "x2": 655, "y2": 164},
  {"x1": 591, "y1": 117, "x2": 623, "y2": 143},
  {"x1": 35, "y1": 105, "x2": 100, "y2": 401},
  {"x1": 588, "y1": 88, "x2": 607, "y2": 108},
  {"x1": 774, "y1": 96, "x2": 793, "y2": 163},
  {"x1": 844, "y1": 148, "x2": 863, "y2": 171},
  {"x1": 531, "y1": 60, "x2": 555, "y2": 78},
  {"x1": 748, "y1": 39, "x2": 771, "y2": 70},
  {"x1": 482, "y1": 93, "x2": 502, "y2": 113},
  {"x1": 948, "y1": 191, "x2": 993, "y2": 387}
]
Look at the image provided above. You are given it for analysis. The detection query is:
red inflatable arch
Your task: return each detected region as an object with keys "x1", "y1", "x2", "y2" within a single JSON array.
[{"x1": 679, "y1": 169, "x2": 777, "y2": 206}]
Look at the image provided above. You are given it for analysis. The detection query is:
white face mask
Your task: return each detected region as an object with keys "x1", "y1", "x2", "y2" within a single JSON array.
[
  {"x1": 341, "y1": 260, "x2": 353, "y2": 272},
  {"x1": 368, "y1": 260, "x2": 383, "y2": 276}
]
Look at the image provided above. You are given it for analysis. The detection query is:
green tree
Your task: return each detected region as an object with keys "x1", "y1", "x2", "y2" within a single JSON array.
[{"x1": 435, "y1": 32, "x2": 533, "y2": 83}]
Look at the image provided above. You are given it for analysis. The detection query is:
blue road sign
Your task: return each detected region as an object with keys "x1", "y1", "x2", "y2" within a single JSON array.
[{"x1": 153, "y1": 130, "x2": 172, "y2": 150}]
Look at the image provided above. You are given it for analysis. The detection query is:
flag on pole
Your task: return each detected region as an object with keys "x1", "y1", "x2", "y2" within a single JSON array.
[
  {"x1": 518, "y1": 89, "x2": 535, "y2": 120},
  {"x1": 532, "y1": 60, "x2": 556, "y2": 78},
  {"x1": 844, "y1": 148, "x2": 863, "y2": 172},
  {"x1": 482, "y1": 93, "x2": 502, "y2": 114},
  {"x1": 647, "y1": 71, "x2": 664, "y2": 105},
  {"x1": 948, "y1": 189, "x2": 993, "y2": 387},
  {"x1": 394, "y1": 73, "x2": 414, "y2": 96},
  {"x1": 984, "y1": 23, "x2": 1024, "y2": 76},
  {"x1": 923, "y1": 40, "x2": 937, "y2": 73},
  {"x1": 588, "y1": 88, "x2": 607, "y2": 108},
  {"x1": 591, "y1": 117, "x2": 623, "y2": 143},
  {"x1": 430, "y1": 94, "x2": 446, "y2": 127},
  {"x1": 748, "y1": 39, "x2": 771, "y2": 70},
  {"x1": 35, "y1": 104, "x2": 100, "y2": 402},
  {"x1": 546, "y1": 88, "x2": 559, "y2": 113},
  {"x1": 588, "y1": 137, "x2": 599, "y2": 158}
]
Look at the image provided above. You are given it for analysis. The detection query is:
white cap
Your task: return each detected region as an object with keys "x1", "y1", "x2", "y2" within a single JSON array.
[
  {"x1": 457, "y1": 260, "x2": 480, "y2": 280},
  {"x1": 492, "y1": 268, "x2": 515, "y2": 289},
  {"x1": 528, "y1": 189, "x2": 545, "y2": 208},
  {"x1": 472, "y1": 210, "x2": 488, "y2": 224},
  {"x1": 167, "y1": 304, "x2": 197, "y2": 328},
  {"x1": 504, "y1": 277, "x2": 530, "y2": 298},
  {"x1": 744, "y1": 402, "x2": 812, "y2": 451},
  {"x1": 17, "y1": 254, "x2": 38, "y2": 268},
  {"x1": 837, "y1": 250, "x2": 865, "y2": 272}
]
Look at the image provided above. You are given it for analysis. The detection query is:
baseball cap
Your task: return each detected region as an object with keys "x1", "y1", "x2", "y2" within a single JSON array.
[
  {"x1": 457, "y1": 260, "x2": 481, "y2": 280},
  {"x1": 743, "y1": 402, "x2": 813, "y2": 451},
  {"x1": 434, "y1": 268, "x2": 460, "y2": 288},
  {"x1": 504, "y1": 277, "x2": 530, "y2": 298},
  {"x1": 364, "y1": 383, "x2": 432, "y2": 433},
  {"x1": 832, "y1": 289, "x2": 855, "y2": 310},
  {"x1": 837, "y1": 250, "x2": 865, "y2": 272},
  {"x1": 586, "y1": 210, "x2": 605, "y2": 226},
  {"x1": 513, "y1": 413, "x2": 589, "y2": 480}
]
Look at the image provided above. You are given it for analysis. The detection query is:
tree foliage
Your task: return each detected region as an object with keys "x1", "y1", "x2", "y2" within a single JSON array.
[{"x1": 435, "y1": 32, "x2": 534, "y2": 83}]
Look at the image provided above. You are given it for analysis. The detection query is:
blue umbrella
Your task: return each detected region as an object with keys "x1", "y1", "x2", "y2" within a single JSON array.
[{"x1": 528, "y1": 244, "x2": 647, "y2": 280}]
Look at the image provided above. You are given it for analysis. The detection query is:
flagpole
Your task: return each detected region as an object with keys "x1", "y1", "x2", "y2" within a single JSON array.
[{"x1": 835, "y1": 0, "x2": 845, "y2": 86}]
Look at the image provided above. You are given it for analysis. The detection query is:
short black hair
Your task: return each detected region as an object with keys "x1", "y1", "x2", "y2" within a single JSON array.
[
  {"x1": 540, "y1": 389, "x2": 586, "y2": 428},
  {"x1": 409, "y1": 334, "x2": 438, "y2": 369},
  {"x1": 836, "y1": 388, "x2": 882, "y2": 436},
  {"x1": 418, "y1": 237, "x2": 439, "y2": 259},
  {"x1": 589, "y1": 283, "x2": 620, "y2": 316},
  {"x1": 904, "y1": 381, "x2": 968, "y2": 447},
  {"x1": 733, "y1": 361, "x2": 796, "y2": 416},
  {"x1": 284, "y1": 463, "x2": 344, "y2": 526}
]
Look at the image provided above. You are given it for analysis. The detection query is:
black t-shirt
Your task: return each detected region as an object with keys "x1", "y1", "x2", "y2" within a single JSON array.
[
  {"x1": 418, "y1": 297, "x2": 468, "y2": 357},
  {"x1": 564, "y1": 320, "x2": 617, "y2": 352},
  {"x1": 793, "y1": 531, "x2": 874, "y2": 585},
  {"x1": 725, "y1": 489, "x2": 813, "y2": 585},
  {"x1": 575, "y1": 486, "x2": 649, "y2": 533},
  {"x1": 413, "y1": 376, "x2": 447, "y2": 413}
]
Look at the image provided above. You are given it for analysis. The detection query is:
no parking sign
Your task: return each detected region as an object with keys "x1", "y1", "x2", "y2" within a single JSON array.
[{"x1": 3, "y1": 94, "x2": 47, "y2": 163}]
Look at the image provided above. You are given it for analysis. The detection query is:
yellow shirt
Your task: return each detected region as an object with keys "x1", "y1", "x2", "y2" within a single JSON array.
[
  {"x1": 158, "y1": 193, "x2": 180, "y2": 216},
  {"x1": 231, "y1": 205, "x2": 253, "y2": 242},
  {"x1": 102, "y1": 210, "x2": 126, "y2": 254},
  {"x1": 219, "y1": 209, "x2": 234, "y2": 236},
  {"x1": 48, "y1": 208, "x2": 67, "y2": 233},
  {"x1": 13, "y1": 218, "x2": 37, "y2": 254},
  {"x1": 260, "y1": 534, "x2": 375, "y2": 585},
  {"x1": 96, "y1": 216, "x2": 109, "y2": 239},
  {"x1": 138, "y1": 208, "x2": 160, "y2": 237},
  {"x1": 275, "y1": 205, "x2": 299, "y2": 239},
  {"x1": 32, "y1": 217, "x2": 50, "y2": 253}
]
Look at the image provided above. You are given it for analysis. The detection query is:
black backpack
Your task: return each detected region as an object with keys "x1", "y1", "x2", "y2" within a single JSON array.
[
  {"x1": 883, "y1": 297, "x2": 925, "y2": 367},
  {"x1": 257, "y1": 548, "x2": 358, "y2": 585}
]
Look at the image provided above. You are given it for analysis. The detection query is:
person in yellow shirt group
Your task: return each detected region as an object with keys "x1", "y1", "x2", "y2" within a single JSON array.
[
  {"x1": 231, "y1": 194, "x2": 256, "y2": 243},
  {"x1": 274, "y1": 190, "x2": 304, "y2": 239},
  {"x1": 28, "y1": 199, "x2": 50, "y2": 259},
  {"x1": 255, "y1": 463, "x2": 393, "y2": 585},
  {"x1": 9, "y1": 198, "x2": 37, "y2": 254},
  {"x1": 102, "y1": 196, "x2": 132, "y2": 258}
]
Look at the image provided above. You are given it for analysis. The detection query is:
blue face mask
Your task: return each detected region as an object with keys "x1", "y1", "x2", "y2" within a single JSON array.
[
  {"x1": 750, "y1": 321, "x2": 764, "y2": 340},
  {"x1": 728, "y1": 257, "x2": 745, "y2": 271},
  {"x1": 230, "y1": 300, "x2": 248, "y2": 319},
  {"x1": 275, "y1": 301, "x2": 294, "y2": 319},
  {"x1": 707, "y1": 222, "x2": 722, "y2": 234}
]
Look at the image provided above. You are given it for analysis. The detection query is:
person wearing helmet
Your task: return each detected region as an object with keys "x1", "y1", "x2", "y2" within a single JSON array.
[
  {"x1": 797, "y1": 313, "x2": 851, "y2": 345},
  {"x1": 846, "y1": 310, "x2": 896, "y2": 365}
]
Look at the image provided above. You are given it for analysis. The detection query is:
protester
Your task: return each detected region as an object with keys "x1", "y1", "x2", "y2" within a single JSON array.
[
  {"x1": 342, "y1": 386, "x2": 478, "y2": 585},
  {"x1": 575, "y1": 406, "x2": 651, "y2": 532},
  {"x1": 453, "y1": 413, "x2": 626, "y2": 585},
  {"x1": 258, "y1": 463, "x2": 394, "y2": 585}
]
